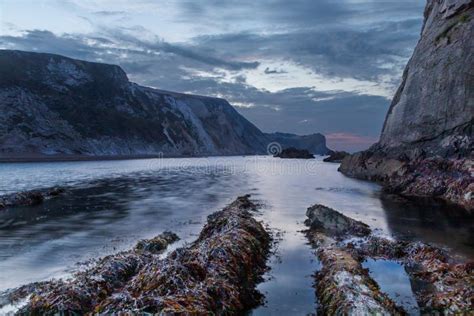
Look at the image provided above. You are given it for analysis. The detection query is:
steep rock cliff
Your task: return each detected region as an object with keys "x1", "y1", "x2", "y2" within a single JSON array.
[
  {"x1": 0, "y1": 50, "x2": 268, "y2": 158},
  {"x1": 339, "y1": 0, "x2": 473, "y2": 209}
]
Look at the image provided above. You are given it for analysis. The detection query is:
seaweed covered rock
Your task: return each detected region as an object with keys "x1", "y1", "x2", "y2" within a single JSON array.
[
  {"x1": 97, "y1": 195, "x2": 271, "y2": 314},
  {"x1": 9, "y1": 232, "x2": 179, "y2": 314},
  {"x1": 274, "y1": 147, "x2": 315, "y2": 159},
  {"x1": 0, "y1": 187, "x2": 65, "y2": 209},
  {"x1": 323, "y1": 150, "x2": 349, "y2": 163},
  {"x1": 305, "y1": 204, "x2": 474, "y2": 314},
  {"x1": 134, "y1": 231, "x2": 180, "y2": 254},
  {"x1": 312, "y1": 233, "x2": 404, "y2": 315},
  {"x1": 383, "y1": 158, "x2": 473, "y2": 209},
  {"x1": 353, "y1": 237, "x2": 474, "y2": 314},
  {"x1": 12, "y1": 195, "x2": 270, "y2": 315},
  {"x1": 340, "y1": 153, "x2": 474, "y2": 210},
  {"x1": 305, "y1": 206, "x2": 403, "y2": 314}
]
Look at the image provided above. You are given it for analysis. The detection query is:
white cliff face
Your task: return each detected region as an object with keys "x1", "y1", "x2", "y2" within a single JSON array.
[
  {"x1": 0, "y1": 50, "x2": 268, "y2": 157},
  {"x1": 379, "y1": 0, "x2": 473, "y2": 157}
]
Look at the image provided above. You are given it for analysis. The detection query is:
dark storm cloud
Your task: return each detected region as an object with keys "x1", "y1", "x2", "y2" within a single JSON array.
[
  {"x1": 0, "y1": 30, "x2": 99, "y2": 60},
  {"x1": 177, "y1": 0, "x2": 355, "y2": 26},
  {"x1": 192, "y1": 17, "x2": 422, "y2": 81},
  {"x1": 0, "y1": 29, "x2": 260, "y2": 71}
]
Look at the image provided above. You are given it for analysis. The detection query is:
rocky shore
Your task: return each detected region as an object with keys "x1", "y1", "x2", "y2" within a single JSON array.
[
  {"x1": 1, "y1": 195, "x2": 271, "y2": 314},
  {"x1": 305, "y1": 204, "x2": 473, "y2": 314},
  {"x1": 340, "y1": 152, "x2": 474, "y2": 210},
  {"x1": 339, "y1": 0, "x2": 473, "y2": 209},
  {"x1": 0, "y1": 187, "x2": 65, "y2": 209},
  {"x1": 0, "y1": 231, "x2": 179, "y2": 313}
]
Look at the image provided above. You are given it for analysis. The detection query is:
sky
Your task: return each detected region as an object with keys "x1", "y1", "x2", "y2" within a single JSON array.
[{"x1": 0, "y1": 0, "x2": 426, "y2": 151}]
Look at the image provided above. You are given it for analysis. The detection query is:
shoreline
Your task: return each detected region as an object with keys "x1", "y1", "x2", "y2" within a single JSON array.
[{"x1": 0, "y1": 153, "x2": 267, "y2": 163}]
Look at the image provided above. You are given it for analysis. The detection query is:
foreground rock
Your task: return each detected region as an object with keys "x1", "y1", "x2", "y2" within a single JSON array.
[
  {"x1": 339, "y1": 0, "x2": 473, "y2": 209},
  {"x1": 274, "y1": 147, "x2": 315, "y2": 159},
  {"x1": 352, "y1": 237, "x2": 473, "y2": 313},
  {"x1": 0, "y1": 231, "x2": 179, "y2": 313},
  {"x1": 0, "y1": 187, "x2": 65, "y2": 209},
  {"x1": 305, "y1": 206, "x2": 402, "y2": 315},
  {"x1": 305, "y1": 204, "x2": 371, "y2": 238},
  {"x1": 305, "y1": 204, "x2": 474, "y2": 314},
  {"x1": 5, "y1": 195, "x2": 271, "y2": 314}
]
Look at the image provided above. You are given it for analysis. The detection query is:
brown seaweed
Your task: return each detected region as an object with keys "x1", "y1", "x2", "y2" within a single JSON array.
[
  {"x1": 10, "y1": 194, "x2": 271, "y2": 315},
  {"x1": 305, "y1": 203, "x2": 474, "y2": 314}
]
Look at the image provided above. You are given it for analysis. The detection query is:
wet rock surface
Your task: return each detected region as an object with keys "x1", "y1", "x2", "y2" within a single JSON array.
[
  {"x1": 3, "y1": 195, "x2": 271, "y2": 315},
  {"x1": 310, "y1": 232, "x2": 404, "y2": 315},
  {"x1": 305, "y1": 209, "x2": 404, "y2": 315},
  {"x1": 351, "y1": 237, "x2": 473, "y2": 314},
  {"x1": 305, "y1": 204, "x2": 371, "y2": 238},
  {"x1": 305, "y1": 203, "x2": 474, "y2": 314},
  {"x1": 0, "y1": 231, "x2": 179, "y2": 314},
  {"x1": 274, "y1": 147, "x2": 315, "y2": 159},
  {"x1": 0, "y1": 187, "x2": 65, "y2": 209},
  {"x1": 339, "y1": 0, "x2": 474, "y2": 209},
  {"x1": 323, "y1": 150, "x2": 349, "y2": 163},
  {"x1": 340, "y1": 154, "x2": 474, "y2": 210}
]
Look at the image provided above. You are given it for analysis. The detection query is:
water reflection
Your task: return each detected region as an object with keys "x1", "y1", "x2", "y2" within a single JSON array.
[
  {"x1": 380, "y1": 193, "x2": 474, "y2": 260},
  {"x1": 363, "y1": 258, "x2": 419, "y2": 315},
  {"x1": 0, "y1": 157, "x2": 472, "y2": 314},
  {"x1": 0, "y1": 166, "x2": 248, "y2": 289}
]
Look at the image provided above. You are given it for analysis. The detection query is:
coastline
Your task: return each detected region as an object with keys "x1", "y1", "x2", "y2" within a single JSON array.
[{"x1": 0, "y1": 153, "x2": 265, "y2": 163}]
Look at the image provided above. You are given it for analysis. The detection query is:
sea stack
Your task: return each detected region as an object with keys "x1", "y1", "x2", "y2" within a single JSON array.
[{"x1": 339, "y1": 0, "x2": 473, "y2": 209}]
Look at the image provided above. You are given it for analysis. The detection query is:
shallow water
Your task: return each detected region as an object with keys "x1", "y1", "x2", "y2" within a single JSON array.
[
  {"x1": 0, "y1": 156, "x2": 473, "y2": 314},
  {"x1": 363, "y1": 258, "x2": 419, "y2": 315}
]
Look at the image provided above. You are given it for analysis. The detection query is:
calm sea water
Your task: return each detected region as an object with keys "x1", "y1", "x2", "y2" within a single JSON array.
[{"x1": 0, "y1": 156, "x2": 472, "y2": 314}]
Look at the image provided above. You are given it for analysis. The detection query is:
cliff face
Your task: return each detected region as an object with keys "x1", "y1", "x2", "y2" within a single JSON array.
[
  {"x1": 0, "y1": 50, "x2": 267, "y2": 158},
  {"x1": 264, "y1": 132, "x2": 330, "y2": 155},
  {"x1": 379, "y1": 0, "x2": 473, "y2": 157},
  {"x1": 340, "y1": 0, "x2": 473, "y2": 209}
]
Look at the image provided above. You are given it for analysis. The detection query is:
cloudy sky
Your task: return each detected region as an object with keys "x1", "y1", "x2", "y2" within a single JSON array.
[{"x1": 0, "y1": 0, "x2": 425, "y2": 151}]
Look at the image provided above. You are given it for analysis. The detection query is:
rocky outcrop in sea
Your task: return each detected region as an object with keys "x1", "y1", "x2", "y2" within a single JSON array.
[
  {"x1": 339, "y1": 0, "x2": 473, "y2": 209},
  {"x1": 274, "y1": 147, "x2": 315, "y2": 159}
]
